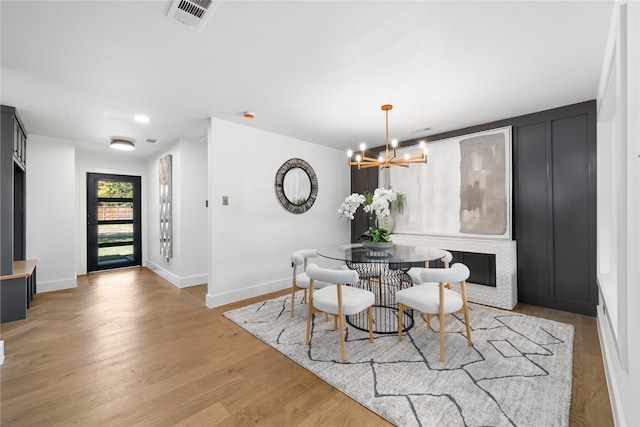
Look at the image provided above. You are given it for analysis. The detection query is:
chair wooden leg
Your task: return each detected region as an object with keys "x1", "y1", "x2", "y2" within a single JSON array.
[
  {"x1": 367, "y1": 307, "x2": 374, "y2": 343},
  {"x1": 305, "y1": 280, "x2": 315, "y2": 345},
  {"x1": 305, "y1": 302, "x2": 312, "y2": 345},
  {"x1": 427, "y1": 313, "x2": 431, "y2": 328},
  {"x1": 337, "y1": 284, "x2": 346, "y2": 363},
  {"x1": 397, "y1": 304, "x2": 404, "y2": 341},
  {"x1": 290, "y1": 285, "x2": 296, "y2": 317},
  {"x1": 439, "y1": 282, "x2": 445, "y2": 362},
  {"x1": 338, "y1": 314, "x2": 346, "y2": 363},
  {"x1": 439, "y1": 312, "x2": 445, "y2": 362},
  {"x1": 461, "y1": 281, "x2": 472, "y2": 346}
]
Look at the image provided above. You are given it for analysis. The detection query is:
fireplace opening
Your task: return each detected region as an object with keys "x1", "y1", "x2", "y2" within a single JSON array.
[{"x1": 431, "y1": 251, "x2": 497, "y2": 287}]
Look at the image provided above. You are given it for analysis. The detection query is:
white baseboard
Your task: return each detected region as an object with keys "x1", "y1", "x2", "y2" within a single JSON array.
[
  {"x1": 37, "y1": 277, "x2": 77, "y2": 293},
  {"x1": 0, "y1": 340, "x2": 4, "y2": 365},
  {"x1": 177, "y1": 274, "x2": 208, "y2": 288},
  {"x1": 597, "y1": 305, "x2": 625, "y2": 427},
  {"x1": 146, "y1": 261, "x2": 207, "y2": 288},
  {"x1": 206, "y1": 278, "x2": 289, "y2": 308}
]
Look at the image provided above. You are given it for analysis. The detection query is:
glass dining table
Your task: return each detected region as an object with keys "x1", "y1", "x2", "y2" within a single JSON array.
[{"x1": 317, "y1": 243, "x2": 447, "y2": 334}]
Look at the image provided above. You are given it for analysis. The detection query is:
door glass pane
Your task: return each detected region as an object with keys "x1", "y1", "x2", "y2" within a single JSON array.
[
  {"x1": 98, "y1": 223, "x2": 133, "y2": 245},
  {"x1": 97, "y1": 201, "x2": 134, "y2": 222},
  {"x1": 98, "y1": 245, "x2": 134, "y2": 265},
  {"x1": 98, "y1": 181, "x2": 133, "y2": 198}
]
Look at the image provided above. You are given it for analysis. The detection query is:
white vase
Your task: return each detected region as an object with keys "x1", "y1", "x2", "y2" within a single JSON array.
[
  {"x1": 362, "y1": 241, "x2": 394, "y2": 251},
  {"x1": 378, "y1": 215, "x2": 395, "y2": 232}
]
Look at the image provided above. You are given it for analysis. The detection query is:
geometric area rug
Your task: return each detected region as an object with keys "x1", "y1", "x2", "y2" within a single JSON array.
[{"x1": 224, "y1": 292, "x2": 574, "y2": 427}]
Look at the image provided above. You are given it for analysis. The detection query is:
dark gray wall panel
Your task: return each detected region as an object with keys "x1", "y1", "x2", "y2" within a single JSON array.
[
  {"x1": 551, "y1": 114, "x2": 593, "y2": 303},
  {"x1": 515, "y1": 122, "x2": 552, "y2": 298}
]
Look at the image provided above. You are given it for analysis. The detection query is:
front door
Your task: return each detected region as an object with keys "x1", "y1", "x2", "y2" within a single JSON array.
[{"x1": 87, "y1": 173, "x2": 142, "y2": 272}]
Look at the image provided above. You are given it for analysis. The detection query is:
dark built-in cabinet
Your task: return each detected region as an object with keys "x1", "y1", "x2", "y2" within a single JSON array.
[
  {"x1": 1, "y1": 105, "x2": 37, "y2": 323},
  {"x1": 352, "y1": 101, "x2": 597, "y2": 316},
  {"x1": 512, "y1": 103, "x2": 596, "y2": 315}
]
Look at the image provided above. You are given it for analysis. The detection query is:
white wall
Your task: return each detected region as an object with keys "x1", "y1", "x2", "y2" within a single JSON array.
[
  {"x1": 26, "y1": 135, "x2": 77, "y2": 291},
  {"x1": 146, "y1": 139, "x2": 208, "y2": 287},
  {"x1": 206, "y1": 118, "x2": 350, "y2": 307},
  {"x1": 75, "y1": 150, "x2": 147, "y2": 275},
  {"x1": 596, "y1": 2, "x2": 640, "y2": 426}
]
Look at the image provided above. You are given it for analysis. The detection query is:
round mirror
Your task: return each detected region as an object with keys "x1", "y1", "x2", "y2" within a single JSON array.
[
  {"x1": 275, "y1": 158, "x2": 318, "y2": 214},
  {"x1": 283, "y1": 167, "x2": 311, "y2": 205}
]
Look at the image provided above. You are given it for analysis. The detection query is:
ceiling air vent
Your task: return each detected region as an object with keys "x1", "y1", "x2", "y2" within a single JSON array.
[{"x1": 167, "y1": 0, "x2": 216, "y2": 31}]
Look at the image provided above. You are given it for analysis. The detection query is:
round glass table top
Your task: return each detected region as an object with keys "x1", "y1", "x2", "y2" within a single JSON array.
[{"x1": 317, "y1": 243, "x2": 446, "y2": 265}]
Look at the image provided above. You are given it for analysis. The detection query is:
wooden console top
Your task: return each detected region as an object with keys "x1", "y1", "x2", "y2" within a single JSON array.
[{"x1": 0, "y1": 259, "x2": 37, "y2": 280}]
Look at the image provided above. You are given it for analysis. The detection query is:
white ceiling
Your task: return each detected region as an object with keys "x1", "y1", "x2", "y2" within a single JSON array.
[{"x1": 1, "y1": 0, "x2": 613, "y2": 159}]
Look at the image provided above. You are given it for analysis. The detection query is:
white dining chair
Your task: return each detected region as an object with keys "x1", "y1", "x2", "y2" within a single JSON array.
[
  {"x1": 305, "y1": 263, "x2": 375, "y2": 363},
  {"x1": 397, "y1": 263, "x2": 472, "y2": 362},
  {"x1": 407, "y1": 249, "x2": 453, "y2": 285},
  {"x1": 290, "y1": 249, "x2": 331, "y2": 316}
]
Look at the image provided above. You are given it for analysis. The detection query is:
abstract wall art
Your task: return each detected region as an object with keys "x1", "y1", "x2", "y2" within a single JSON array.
[
  {"x1": 159, "y1": 154, "x2": 172, "y2": 261},
  {"x1": 385, "y1": 126, "x2": 512, "y2": 239}
]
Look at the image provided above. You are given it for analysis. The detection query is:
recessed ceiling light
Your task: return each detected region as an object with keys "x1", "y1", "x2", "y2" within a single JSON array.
[
  {"x1": 110, "y1": 138, "x2": 135, "y2": 150},
  {"x1": 134, "y1": 114, "x2": 150, "y2": 123}
]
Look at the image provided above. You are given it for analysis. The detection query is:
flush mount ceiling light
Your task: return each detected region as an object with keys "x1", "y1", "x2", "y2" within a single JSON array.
[
  {"x1": 347, "y1": 104, "x2": 428, "y2": 169},
  {"x1": 110, "y1": 138, "x2": 135, "y2": 151},
  {"x1": 134, "y1": 114, "x2": 150, "y2": 123}
]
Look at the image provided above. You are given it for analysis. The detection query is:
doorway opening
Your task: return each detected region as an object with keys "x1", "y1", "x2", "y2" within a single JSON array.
[{"x1": 87, "y1": 173, "x2": 141, "y2": 272}]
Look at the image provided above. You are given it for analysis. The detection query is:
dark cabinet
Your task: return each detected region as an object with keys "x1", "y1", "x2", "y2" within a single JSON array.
[
  {"x1": 1, "y1": 105, "x2": 34, "y2": 323},
  {"x1": 514, "y1": 104, "x2": 597, "y2": 315},
  {"x1": 1, "y1": 105, "x2": 27, "y2": 272}
]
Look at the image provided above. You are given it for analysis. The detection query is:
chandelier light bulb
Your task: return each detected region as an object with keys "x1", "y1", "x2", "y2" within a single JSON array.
[
  {"x1": 359, "y1": 142, "x2": 366, "y2": 151},
  {"x1": 419, "y1": 140, "x2": 426, "y2": 148},
  {"x1": 355, "y1": 154, "x2": 362, "y2": 162},
  {"x1": 347, "y1": 149, "x2": 353, "y2": 157},
  {"x1": 391, "y1": 139, "x2": 398, "y2": 148},
  {"x1": 378, "y1": 156, "x2": 384, "y2": 162}
]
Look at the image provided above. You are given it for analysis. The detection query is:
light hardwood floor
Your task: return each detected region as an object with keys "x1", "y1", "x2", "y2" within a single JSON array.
[{"x1": 1, "y1": 267, "x2": 613, "y2": 426}]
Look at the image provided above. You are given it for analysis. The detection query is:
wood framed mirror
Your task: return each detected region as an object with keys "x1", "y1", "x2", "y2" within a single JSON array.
[{"x1": 275, "y1": 158, "x2": 318, "y2": 214}]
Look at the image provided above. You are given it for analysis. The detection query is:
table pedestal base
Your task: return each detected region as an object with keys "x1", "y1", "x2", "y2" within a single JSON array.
[{"x1": 346, "y1": 261, "x2": 414, "y2": 334}]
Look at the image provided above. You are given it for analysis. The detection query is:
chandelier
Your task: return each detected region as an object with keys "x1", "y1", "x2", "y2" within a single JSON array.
[{"x1": 347, "y1": 104, "x2": 428, "y2": 169}]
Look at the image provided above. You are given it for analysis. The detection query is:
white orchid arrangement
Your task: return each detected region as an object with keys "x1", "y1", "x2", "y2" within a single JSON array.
[{"x1": 338, "y1": 188, "x2": 405, "y2": 242}]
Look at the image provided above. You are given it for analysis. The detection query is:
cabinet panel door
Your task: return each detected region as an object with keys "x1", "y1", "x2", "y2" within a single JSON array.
[
  {"x1": 515, "y1": 122, "x2": 552, "y2": 298},
  {"x1": 551, "y1": 114, "x2": 594, "y2": 304}
]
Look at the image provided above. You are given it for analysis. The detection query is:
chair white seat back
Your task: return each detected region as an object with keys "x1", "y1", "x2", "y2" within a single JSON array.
[{"x1": 419, "y1": 262, "x2": 469, "y2": 284}]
